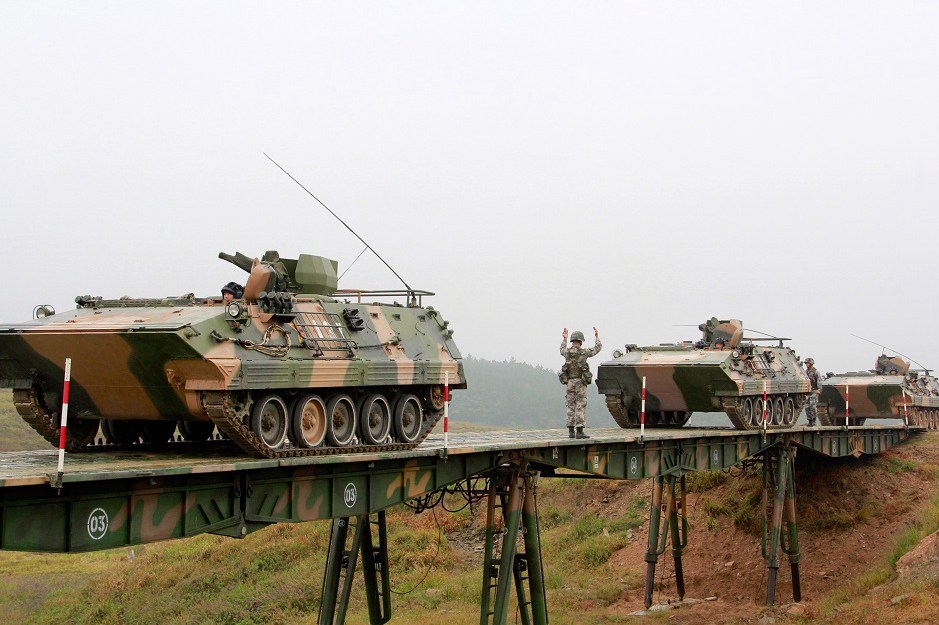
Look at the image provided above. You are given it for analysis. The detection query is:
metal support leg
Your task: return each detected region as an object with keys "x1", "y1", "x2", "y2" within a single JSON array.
[
  {"x1": 320, "y1": 514, "x2": 390, "y2": 625},
  {"x1": 492, "y1": 469, "x2": 525, "y2": 625},
  {"x1": 360, "y1": 511, "x2": 392, "y2": 624},
  {"x1": 667, "y1": 475, "x2": 688, "y2": 601},
  {"x1": 644, "y1": 475, "x2": 665, "y2": 609},
  {"x1": 319, "y1": 517, "x2": 350, "y2": 625},
  {"x1": 335, "y1": 517, "x2": 365, "y2": 625},
  {"x1": 762, "y1": 446, "x2": 790, "y2": 606},
  {"x1": 521, "y1": 474, "x2": 548, "y2": 625},
  {"x1": 512, "y1": 556, "x2": 533, "y2": 625},
  {"x1": 781, "y1": 449, "x2": 802, "y2": 603},
  {"x1": 480, "y1": 478, "x2": 499, "y2": 625}
]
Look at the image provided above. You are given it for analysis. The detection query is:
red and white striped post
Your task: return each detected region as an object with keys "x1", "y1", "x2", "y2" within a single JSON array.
[
  {"x1": 55, "y1": 358, "x2": 72, "y2": 488},
  {"x1": 844, "y1": 385, "x2": 850, "y2": 429},
  {"x1": 902, "y1": 388, "x2": 910, "y2": 427},
  {"x1": 640, "y1": 376, "x2": 647, "y2": 442},
  {"x1": 443, "y1": 371, "x2": 450, "y2": 453},
  {"x1": 762, "y1": 381, "x2": 768, "y2": 432}
]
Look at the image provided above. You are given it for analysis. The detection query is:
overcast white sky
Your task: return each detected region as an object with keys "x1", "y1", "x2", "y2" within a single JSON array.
[{"x1": 1, "y1": 2, "x2": 937, "y2": 373}]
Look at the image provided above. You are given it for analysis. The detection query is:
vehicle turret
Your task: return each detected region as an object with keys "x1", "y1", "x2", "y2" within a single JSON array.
[{"x1": 219, "y1": 250, "x2": 338, "y2": 297}]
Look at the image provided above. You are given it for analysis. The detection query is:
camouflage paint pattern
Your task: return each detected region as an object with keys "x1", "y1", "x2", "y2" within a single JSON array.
[
  {"x1": 820, "y1": 356, "x2": 939, "y2": 426},
  {"x1": 596, "y1": 318, "x2": 810, "y2": 429},
  {"x1": 0, "y1": 251, "x2": 464, "y2": 443}
]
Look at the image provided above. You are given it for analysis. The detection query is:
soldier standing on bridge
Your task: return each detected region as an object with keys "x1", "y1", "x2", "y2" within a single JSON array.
[
  {"x1": 560, "y1": 327, "x2": 602, "y2": 439},
  {"x1": 804, "y1": 357, "x2": 822, "y2": 426}
]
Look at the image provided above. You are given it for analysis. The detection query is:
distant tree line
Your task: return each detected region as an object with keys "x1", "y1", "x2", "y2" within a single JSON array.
[{"x1": 448, "y1": 355, "x2": 607, "y2": 429}]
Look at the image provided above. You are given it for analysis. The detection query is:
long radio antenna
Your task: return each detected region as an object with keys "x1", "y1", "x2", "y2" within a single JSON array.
[
  {"x1": 850, "y1": 333, "x2": 930, "y2": 371},
  {"x1": 263, "y1": 153, "x2": 414, "y2": 294}
]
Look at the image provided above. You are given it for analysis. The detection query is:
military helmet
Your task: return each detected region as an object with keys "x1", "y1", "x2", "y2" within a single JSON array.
[
  {"x1": 222, "y1": 281, "x2": 244, "y2": 298},
  {"x1": 570, "y1": 330, "x2": 585, "y2": 343},
  {"x1": 805, "y1": 357, "x2": 814, "y2": 366}
]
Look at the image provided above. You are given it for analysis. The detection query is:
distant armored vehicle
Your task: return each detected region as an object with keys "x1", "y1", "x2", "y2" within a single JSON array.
[
  {"x1": 0, "y1": 251, "x2": 465, "y2": 457},
  {"x1": 596, "y1": 318, "x2": 811, "y2": 429},
  {"x1": 819, "y1": 355, "x2": 939, "y2": 428}
]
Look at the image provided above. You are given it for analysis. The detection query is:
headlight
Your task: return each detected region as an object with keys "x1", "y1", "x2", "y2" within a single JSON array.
[
  {"x1": 731, "y1": 349, "x2": 740, "y2": 359},
  {"x1": 612, "y1": 349, "x2": 623, "y2": 359},
  {"x1": 226, "y1": 302, "x2": 243, "y2": 318}
]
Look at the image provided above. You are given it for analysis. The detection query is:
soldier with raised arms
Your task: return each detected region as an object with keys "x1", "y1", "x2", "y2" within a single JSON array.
[
  {"x1": 804, "y1": 357, "x2": 822, "y2": 426},
  {"x1": 560, "y1": 327, "x2": 602, "y2": 439}
]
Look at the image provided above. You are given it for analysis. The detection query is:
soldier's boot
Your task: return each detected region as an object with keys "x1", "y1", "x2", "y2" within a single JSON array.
[
  {"x1": 568, "y1": 426, "x2": 575, "y2": 439},
  {"x1": 575, "y1": 427, "x2": 589, "y2": 439}
]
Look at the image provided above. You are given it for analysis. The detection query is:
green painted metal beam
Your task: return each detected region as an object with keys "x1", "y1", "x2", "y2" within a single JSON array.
[{"x1": 0, "y1": 426, "x2": 921, "y2": 553}]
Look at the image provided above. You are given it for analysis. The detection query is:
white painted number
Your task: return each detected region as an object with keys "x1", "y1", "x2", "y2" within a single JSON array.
[
  {"x1": 343, "y1": 483, "x2": 357, "y2": 508},
  {"x1": 713, "y1": 449, "x2": 720, "y2": 466},
  {"x1": 87, "y1": 508, "x2": 109, "y2": 540},
  {"x1": 630, "y1": 457, "x2": 638, "y2": 475}
]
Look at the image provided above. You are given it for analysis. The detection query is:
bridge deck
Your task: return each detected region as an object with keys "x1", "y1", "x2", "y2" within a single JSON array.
[
  {"x1": 0, "y1": 424, "x2": 921, "y2": 553},
  {"x1": 0, "y1": 425, "x2": 919, "y2": 487}
]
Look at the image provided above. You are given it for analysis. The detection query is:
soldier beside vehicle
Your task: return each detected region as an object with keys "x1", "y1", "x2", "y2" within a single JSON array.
[
  {"x1": 803, "y1": 357, "x2": 823, "y2": 426},
  {"x1": 559, "y1": 327, "x2": 602, "y2": 439}
]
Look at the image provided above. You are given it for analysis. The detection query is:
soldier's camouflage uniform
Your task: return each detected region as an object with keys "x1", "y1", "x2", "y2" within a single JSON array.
[
  {"x1": 805, "y1": 366, "x2": 822, "y2": 425},
  {"x1": 560, "y1": 338, "x2": 602, "y2": 427}
]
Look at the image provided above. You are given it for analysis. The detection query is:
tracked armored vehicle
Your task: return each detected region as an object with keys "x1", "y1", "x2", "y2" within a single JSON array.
[
  {"x1": 0, "y1": 251, "x2": 465, "y2": 458},
  {"x1": 596, "y1": 318, "x2": 811, "y2": 429},
  {"x1": 819, "y1": 355, "x2": 939, "y2": 428}
]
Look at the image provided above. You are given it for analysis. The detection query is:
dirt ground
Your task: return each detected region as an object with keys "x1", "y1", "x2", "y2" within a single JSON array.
[{"x1": 556, "y1": 432, "x2": 939, "y2": 624}]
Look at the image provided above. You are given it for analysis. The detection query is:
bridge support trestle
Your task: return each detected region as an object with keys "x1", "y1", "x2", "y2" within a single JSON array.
[
  {"x1": 643, "y1": 473, "x2": 688, "y2": 608},
  {"x1": 480, "y1": 466, "x2": 548, "y2": 625},
  {"x1": 319, "y1": 511, "x2": 392, "y2": 625},
  {"x1": 761, "y1": 444, "x2": 801, "y2": 606}
]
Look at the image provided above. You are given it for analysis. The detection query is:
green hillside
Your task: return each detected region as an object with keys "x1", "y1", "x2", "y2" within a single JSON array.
[{"x1": 449, "y1": 354, "x2": 607, "y2": 429}]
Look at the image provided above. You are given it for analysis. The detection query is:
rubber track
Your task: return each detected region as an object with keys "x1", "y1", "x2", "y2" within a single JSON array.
[
  {"x1": 12, "y1": 388, "x2": 87, "y2": 451},
  {"x1": 13, "y1": 388, "x2": 233, "y2": 453},
  {"x1": 201, "y1": 391, "x2": 444, "y2": 459},
  {"x1": 604, "y1": 392, "x2": 807, "y2": 431},
  {"x1": 602, "y1": 396, "x2": 690, "y2": 429}
]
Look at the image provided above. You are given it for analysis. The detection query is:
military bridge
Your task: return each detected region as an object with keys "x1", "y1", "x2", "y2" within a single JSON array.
[{"x1": 0, "y1": 424, "x2": 923, "y2": 624}]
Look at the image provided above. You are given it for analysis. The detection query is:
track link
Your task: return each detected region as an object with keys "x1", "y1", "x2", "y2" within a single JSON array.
[{"x1": 12, "y1": 388, "x2": 90, "y2": 451}]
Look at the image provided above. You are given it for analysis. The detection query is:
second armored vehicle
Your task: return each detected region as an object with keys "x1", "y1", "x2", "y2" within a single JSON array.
[
  {"x1": 819, "y1": 355, "x2": 939, "y2": 428},
  {"x1": 596, "y1": 318, "x2": 811, "y2": 430}
]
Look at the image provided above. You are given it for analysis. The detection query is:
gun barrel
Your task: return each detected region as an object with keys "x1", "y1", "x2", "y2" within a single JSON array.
[{"x1": 218, "y1": 251, "x2": 254, "y2": 273}]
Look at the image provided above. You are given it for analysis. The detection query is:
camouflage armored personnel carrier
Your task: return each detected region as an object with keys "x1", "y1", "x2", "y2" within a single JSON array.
[
  {"x1": 0, "y1": 251, "x2": 465, "y2": 458},
  {"x1": 819, "y1": 355, "x2": 939, "y2": 428},
  {"x1": 596, "y1": 318, "x2": 811, "y2": 429}
]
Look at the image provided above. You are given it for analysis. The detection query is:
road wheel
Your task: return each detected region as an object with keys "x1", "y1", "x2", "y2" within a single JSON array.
[
  {"x1": 63, "y1": 415, "x2": 99, "y2": 447},
  {"x1": 251, "y1": 394, "x2": 289, "y2": 450},
  {"x1": 394, "y1": 394, "x2": 423, "y2": 443},
  {"x1": 358, "y1": 394, "x2": 391, "y2": 445},
  {"x1": 754, "y1": 398, "x2": 765, "y2": 427},
  {"x1": 326, "y1": 395, "x2": 357, "y2": 447},
  {"x1": 426, "y1": 385, "x2": 446, "y2": 412},
  {"x1": 783, "y1": 397, "x2": 796, "y2": 426},
  {"x1": 178, "y1": 420, "x2": 215, "y2": 442},
  {"x1": 289, "y1": 394, "x2": 328, "y2": 448},
  {"x1": 743, "y1": 398, "x2": 754, "y2": 427},
  {"x1": 103, "y1": 419, "x2": 142, "y2": 445},
  {"x1": 773, "y1": 398, "x2": 784, "y2": 426},
  {"x1": 140, "y1": 421, "x2": 177, "y2": 444}
]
